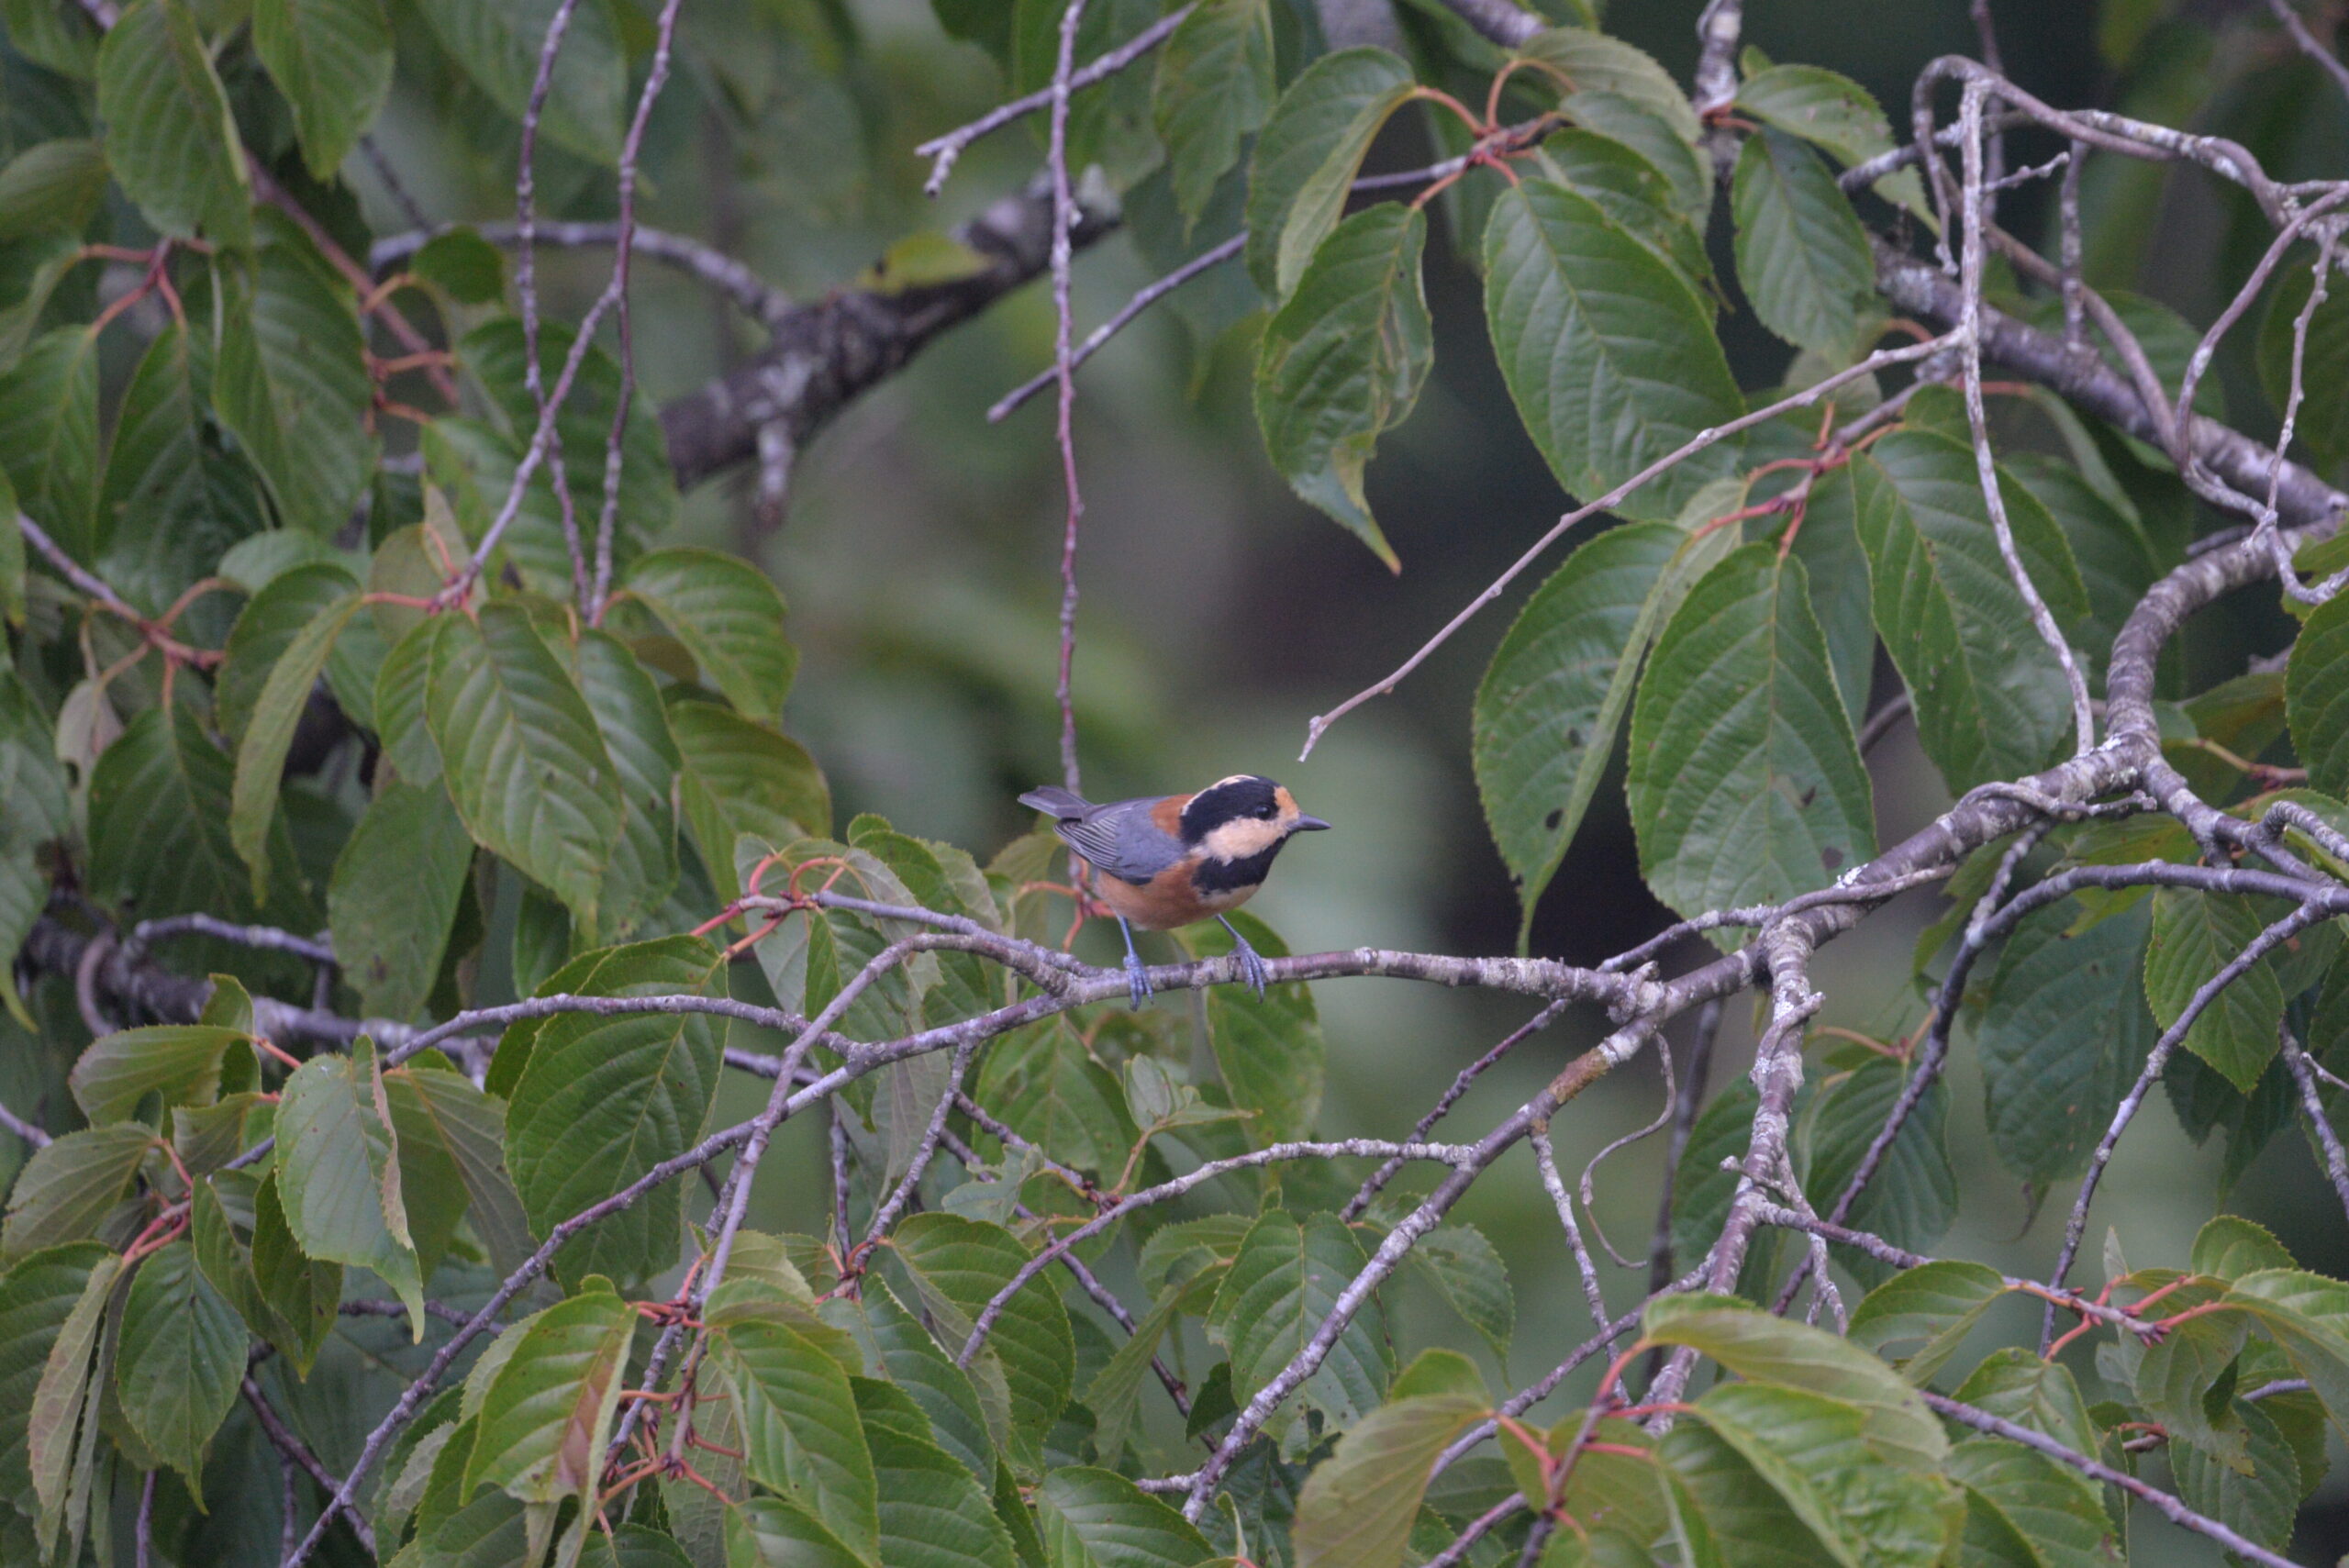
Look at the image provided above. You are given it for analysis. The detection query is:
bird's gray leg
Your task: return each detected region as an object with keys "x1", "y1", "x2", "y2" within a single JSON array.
[
  {"x1": 1217, "y1": 916, "x2": 1269, "y2": 1000},
  {"x1": 1116, "y1": 917, "x2": 1152, "y2": 1010}
]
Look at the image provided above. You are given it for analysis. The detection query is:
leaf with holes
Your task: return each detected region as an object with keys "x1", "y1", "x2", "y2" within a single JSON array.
[
  {"x1": 1626, "y1": 544, "x2": 1874, "y2": 920},
  {"x1": 94, "y1": 0, "x2": 250, "y2": 249},
  {"x1": 429, "y1": 602, "x2": 624, "y2": 929},
  {"x1": 1483, "y1": 180, "x2": 1743, "y2": 523},
  {"x1": 621, "y1": 547, "x2": 796, "y2": 720},
  {"x1": 1254, "y1": 203, "x2": 1430, "y2": 569},
  {"x1": 1243, "y1": 48, "x2": 1414, "y2": 296},
  {"x1": 1732, "y1": 129, "x2": 1876, "y2": 358}
]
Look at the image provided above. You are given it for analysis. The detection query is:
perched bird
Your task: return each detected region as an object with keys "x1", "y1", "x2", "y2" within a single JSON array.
[{"x1": 1019, "y1": 774, "x2": 1330, "y2": 1008}]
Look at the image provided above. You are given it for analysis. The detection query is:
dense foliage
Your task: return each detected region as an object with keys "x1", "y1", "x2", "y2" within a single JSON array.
[{"x1": 3, "y1": 0, "x2": 2349, "y2": 1564}]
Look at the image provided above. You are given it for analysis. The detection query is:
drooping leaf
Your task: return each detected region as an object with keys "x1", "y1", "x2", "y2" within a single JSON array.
[
  {"x1": 88, "y1": 702, "x2": 306, "y2": 926},
  {"x1": 1731, "y1": 128, "x2": 1876, "y2": 359},
  {"x1": 1153, "y1": 0, "x2": 1274, "y2": 228},
  {"x1": 1243, "y1": 47, "x2": 1415, "y2": 296},
  {"x1": 620, "y1": 546, "x2": 796, "y2": 719},
  {"x1": 673, "y1": 701, "x2": 829, "y2": 905},
  {"x1": 93, "y1": 0, "x2": 250, "y2": 249},
  {"x1": 1802, "y1": 1052, "x2": 1956, "y2": 1284},
  {"x1": 0, "y1": 139, "x2": 105, "y2": 245},
  {"x1": 376, "y1": 614, "x2": 450, "y2": 786},
  {"x1": 864, "y1": 1390, "x2": 1020, "y2": 1568},
  {"x1": 0, "y1": 1243, "x2": 111, "y2": 1520},
  {"x1": 275, "y1": 1039, "x2": 426, "y2": 1330},
  {"x1": 412, "y1": 0, "x2": 627, "y2": 163},
  {"x1": 718, "y1": 1315, "x2": 879, "y2": 1561},
  {"x1": 1405, "y1": 1223, "x2": 1513, "y2": 1362},
  {"x1": 2143, "y1": 889, "x2": 2294, "y2": 1094},
  {"x1": 1975, "y1": 898, "x2": 2156, "y2": 1183},
  {"x1": 212, "y1": 217, "x2": 378, "y2": 532},
  {"x1": 466, "y1": 1282, "x2": 636, "y2": 1509},
  {"x1": 250, "y1": 0, "x2": 394, "y2": 177},
  {"x1": 1208, "y1": 1208, "x2": 1392, "y2": 1432},
  {"x1": 330, "y1": 778, "x2": 475, "y2": 1021},
  {"x1": 894, "y1": 1212, "x2": 1075, "y2": 1467},
  {"x1": 502, "y1": 936, "x2": 725, "y2": 1286},
  {"x1": 1253, "y1": 202, "x2": 1430, "y2": 569},
  {"x1": 429, "y1": 602, "x2": 625, "y2": 929},
  {"x1": 1196, "y1": 912, "x2": 1324, "y2": 1147},
  {"x1": 1290, "y1": 1389, "x2": 1486, "y2": 1568},
  {"x1": 0, "y1": 326, "x2": 100, "y2": 556},
  {"x1": 25, "y1": 1245, "x2": 117, "y2": 1561},
  {"x1": 1482, "y1": 179, "x2": 1744, "y2": 523},
  {"x1": 1734, "y1": 63, "x2": 1930, "y2": 217},
  {"x1": 113, "y1": 1238, "x2": 243, "y2": 1485},
  {"x1": 1626, "y1": 544, "x2": 1875, "y2": 920},
  {"x1": 858, "y1": 1277, "x2": 996, "y2": 1482},
  {"x1": 1945, "y1": 1436, "x2": 2117, "y2": 1568},
  {"x1": 1854, "y1": 434, "x2": 2091, "y2": 790},
  {"x1": 1848, "y1": 1262, "x2": 2009, "y2": 1387},
  {"x1": 230, "y1": 584, "x2": 362, "y2": 897}
]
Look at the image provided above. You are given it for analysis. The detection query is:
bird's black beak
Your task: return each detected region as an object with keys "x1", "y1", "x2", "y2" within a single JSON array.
[{"x1": 1294, "y1": 816, "x2": 1331, "y2": 832}]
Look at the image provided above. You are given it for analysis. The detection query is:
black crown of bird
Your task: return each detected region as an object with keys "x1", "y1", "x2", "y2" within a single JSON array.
[{"x1": 1017, "y1": 773, "x2": 1331, "y2": 1008}]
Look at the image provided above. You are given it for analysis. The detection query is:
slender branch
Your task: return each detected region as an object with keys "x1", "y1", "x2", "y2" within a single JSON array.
[
  {"x1": 2283, "y1": 1026, "x2": 2349, "y2": 1227},
  {"x1": 0, "y1": 1097, "x2": 52, "y2": 1150},
  {"x1": 2268, "y1": 0, "x2": 2349, "y2": 101},
  {"x1": 1341, "y1": 1000, "x2": 1566, "y2": 1220},
  {"x1": 241, "y1": 1378, "x2": 376, "y2": 1556},
  {"x1": 988, "y1": 232, "x2": 1246, "y2": 421},
  {"x1": 862, "y1": 1040, "x2": 979, "y2": 1245},
  {"x1": 372, "y1": 222, "x2": 792, "y2": 328},
  {"x1": 1531, "y1": 1125, "x2": 1611, "y2": 1329},
  {"x1": 1646, "y1": 998, "x2": 1721, "y2": 1295},
  {"x1": 128, "y1": 915, "x2": 335, "y2": 966},
  {"x1": 1045, "y1": 0, "x2": 1091, "y2": 795}
]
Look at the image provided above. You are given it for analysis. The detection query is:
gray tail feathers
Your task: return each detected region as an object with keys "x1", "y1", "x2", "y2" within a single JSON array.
[{"x1": 1018, "y1": 785, "x2": 1091, "y2": 819}]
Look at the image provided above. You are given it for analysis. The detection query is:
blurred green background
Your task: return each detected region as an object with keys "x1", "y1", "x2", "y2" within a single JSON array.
[{"x1": 353, "y1": 0, "x2": 2349, "y2": 1557}]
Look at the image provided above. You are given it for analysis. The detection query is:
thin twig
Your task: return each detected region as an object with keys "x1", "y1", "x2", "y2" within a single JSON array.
[
  {"x1": 988, "y1": 232, "x2": 1246, "y2": 421},
  {"x1": 1046, "y1": 0, "x2": 1091, "y2": 795},
  {"x1": 2268, "y1": 0, "x2": 2349, "y2": 101}
]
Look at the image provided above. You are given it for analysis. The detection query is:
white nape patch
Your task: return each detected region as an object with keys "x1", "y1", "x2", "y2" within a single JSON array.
[
  {"x1": 1207, "y1": 773, "x2": 1252, "y2": 793},
  {"x1": 1203, "y1": 817, "x2": 1286, "y2": 861}
]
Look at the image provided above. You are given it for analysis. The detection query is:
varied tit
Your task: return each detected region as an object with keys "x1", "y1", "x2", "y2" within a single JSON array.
[{"x1": 1018, "y1": 774, "x2": 1330, "y2": 1009}]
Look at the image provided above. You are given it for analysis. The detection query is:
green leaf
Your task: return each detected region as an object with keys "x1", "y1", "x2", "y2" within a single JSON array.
[
  {"x1": 2172, "y1": 1396, "x2": 2298, "y2": 1551},
  {"x1": 673, "y1": 702, "x2": 829, "y2": 904},
  {"x1": 376, "y1": 614, "x2": 450, "y2": 786},
  {"x1": 217, "y1": 561, "x2": 359, "y2": 741},
  {"x1": 0, "y1": 474, "x2": 20, "y2": 628},
  {"x1": 466, "y1": 1283, "x2": 636, "y2": 1507},
  {"x1": 2004, "y1": 453, "x2": 2157, "y2": 688},
  {"x1": 1243, "y1": 48, "x2": 1414, "y2": 296},
  {"x1": 1515, "y1": 28, "x2": 1701, "y2": 152},
  {"x1": 113, "y1": 1238, "x2": 242, "y2": 1485},
  {"x1": 0, "y1": 0, "x2": 100, "y2": 78},
  {"x1": 1953, "y1": 1351, "x2": 2098, "y2": 1457},
  {"x1": 1152, "y1": 0, "x2": 1273, "y2": 229},
  {"x1": 1208, "y1": 1208, "x2": 1392, "y2": 1431},
  {"x1": 1196, "y1": 912, "x2": 1324, "y2": 1147},
  {"x1": 1253, "y1": 202, "x2": 1430, "y2": 568},
  {"x1": 413, "y1": 0, "x2": 626, "y2": 162},
  {"x1": 330, "y1": 778, "x2": 474, "y2": 1020},
  {"x1": 1854, "y1": 434, "x2": 2092, "y2": 790},
  {"x1": 1731, "y1": 129, "x2": 1876, "y2": 358},
  {"x1": 411, "y1": 228, "x2": 509, "y2": 305},
  {"x1": 1404, "y1": 1223, "x2": 1513, "y2": 1362},
  {"x1": 718, "y1": 1316, "x2": 878, "y2": 1561},
  {"x1": 1641, "y1": 1293, "x2": 1946, "y2": 1471},
  {"x1": 1291, "y1": 1391, "x2": 1486, "y2": 1568},
  {"x1": 865, "y1": 1396, "x2": 1019, "y2": 1568},
  {"x1": 2218, "y1": 1270, "x2": 2349, "y2": 1442},
  {"x1": 1038, "y1": 1466, "x2": 1219, "y2": 1568},
  {"x1": 26, "y1": 1246, "x2": 117, "y2": 1561},
  {"x1": 231, "y1": 584, "x2": 362, "y2": 897},
  {"x1": 94, "y1": 323, "x2": 269, "y2": 617},
  {"x1": 565, "y1": 628, "x2": 683, "y2": 944},
  {"x1": 2193, "y1": 1216, "x2": 2296, "y2": 1280},
  {"x1": 1529, "y1": 128, "x2": 1710, "y2": 292},
  {"x1": 1081, "y1": 1294, "x2": 1176, "y2": 1467},
  {"x1": 213, "y1": 217, "x2": 379, "y2": 531},
  {"x1": 1734, "y1": 64, "x2": 1930, "y2": 218},
  {"x1": 2, "y1": 1125, "x2": 152, "y2": 1258},
  {"x1": 727, "y1": 1497, "x2": 866, "y2": 1568},
  {"x1": 2257, "y1": 255, "x2": 2349, "y2": 471},
  {"x1": 93, "y1": 0, "x2": 250, "y2": 250},
  {"x1": 972, "y1": 1021, "x2": 1135, "y2": 1177},
  {"x1": 502, "y1": 936, "x2": 724, "y2": 1285},
  {"x1": 859, "y1": 1277, "x2": 996, "y2": 1481},
  {"x1": 0, "y1": 139, "x2": 107, "y2": 242},
  {"x1": 1848, "y1": 1262, "x2": 2008, "y2": 1387},
  {"x1": 0, "y1": 1243, "x2": 112, "y2": 1520},
  {"x1": 276, "y1": 1039, "x2": 427, "y2": 1330},
  {"x1": 1945, "y1": 1437, "x2": 2116, "y2": 1568},
  {"x1": 1626, "y1": 544, "x2": 1874, "y2": 919},
  {"x1": 621, "y1": 547, "x2": 796, "y2": 720},
  {"x1": 894, "y1": 1212, "x2": 1075, "y2": 1467},
  {"x1": 1482, "y1": 179, "x2": 1743, "y2": 523},
  {"x1": 1803, "y1": 1054, "x2": 1955, "y2": 1284},
  {"x1": 251, "y1": 0, "x2": 394, "y2": 177},
  {"x1": 390, "y1": 1062, "x2": 538, "y2": 1291},
  {"x1": 1665, "y1": 1383, "x2": 1958, "y2": 1568},
  {"x1": 1976, "y1": 898, "x2": 2156, "y2": 1184},
  {"x1": 2143, "y1": 889, "x2": 2292, "y2": 1093},
  {"x1": 91, "y1": 705, "x2": 311, "y2": 925},
  {"x1": 0, "y1": 326, "x2": 100, "y2": 556},
  {"x1": 2288, "y1": 584, "x2": 2349, "y2": 798},
  {"x1": 68, "y1": 1025, "x2": 245, "y2": 1125},
  {"x1": 429, "y1": 602, "x2": 625, "y2": 928}
]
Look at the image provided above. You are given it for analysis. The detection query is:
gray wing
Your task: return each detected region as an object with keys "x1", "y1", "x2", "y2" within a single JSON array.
[{"x1": 1054, "y1": 796, "x2": 1184, "y2": 884}]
